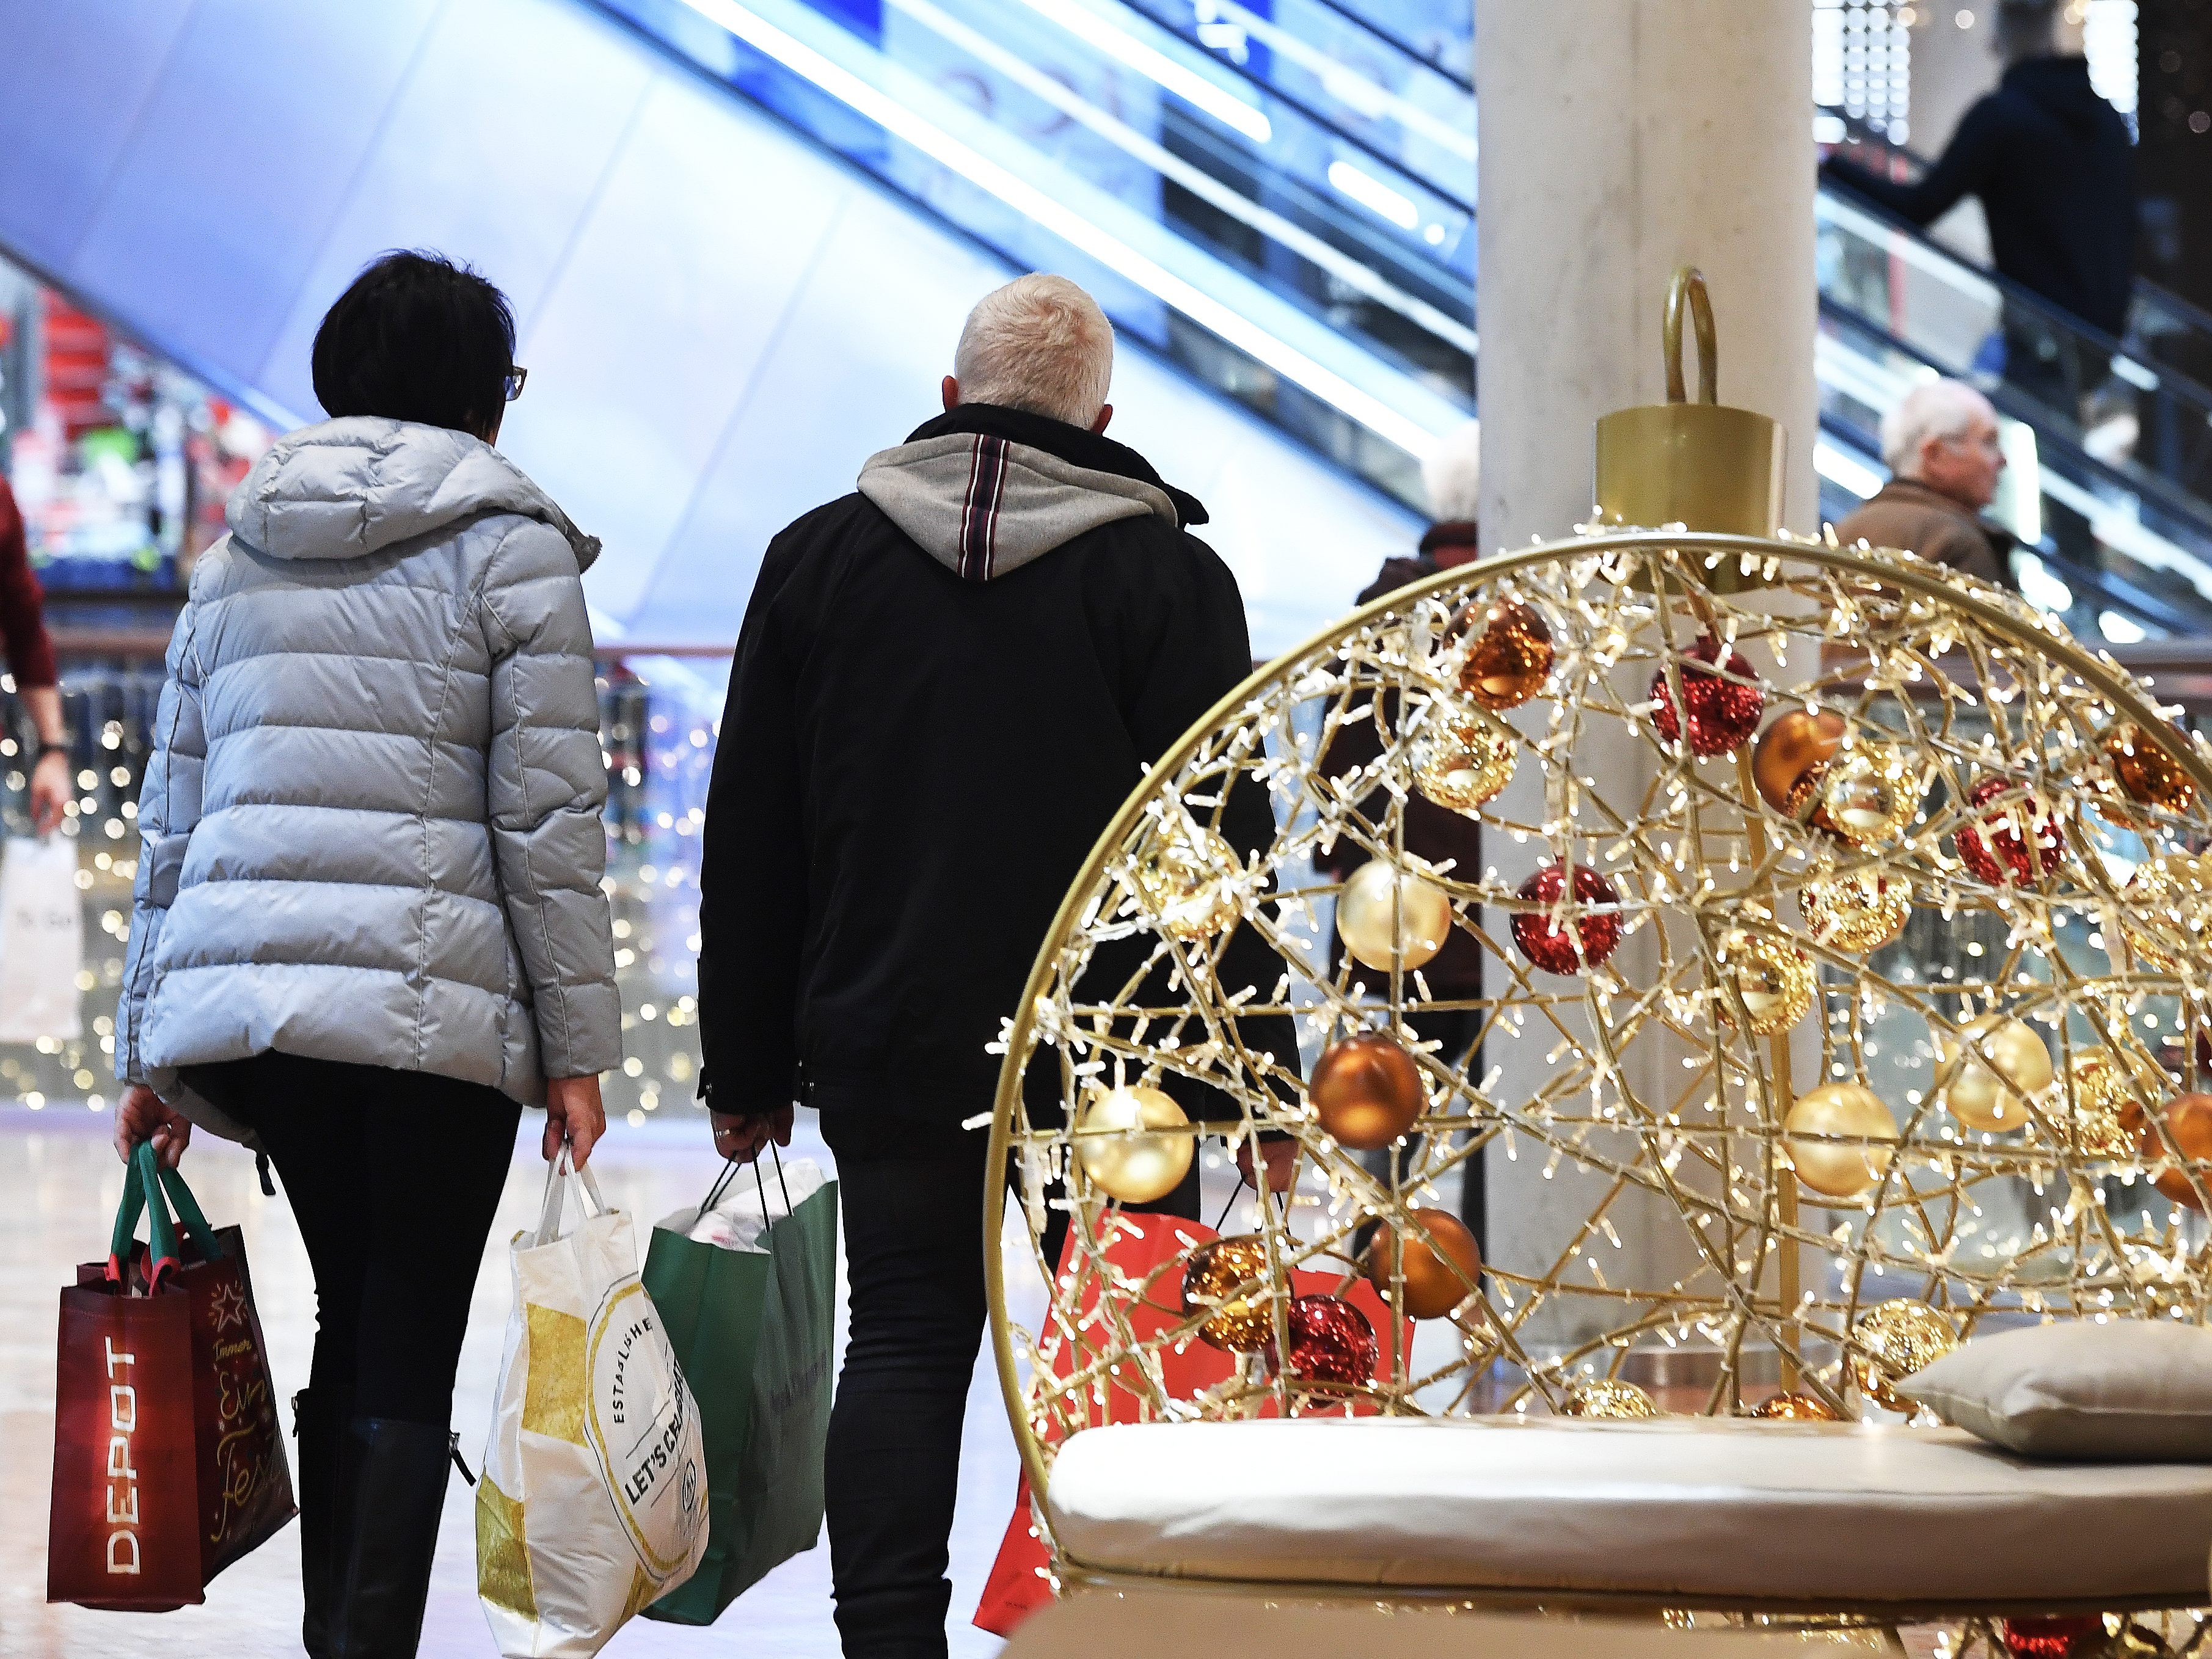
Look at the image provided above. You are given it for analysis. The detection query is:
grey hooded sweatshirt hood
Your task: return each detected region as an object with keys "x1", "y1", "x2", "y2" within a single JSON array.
[
  {"x1": 855, "y1": 403, "x2": 1203, "y2": 582},
  {"x1": 117, "y1": 416, "x2": 620, "y2": 1137}
]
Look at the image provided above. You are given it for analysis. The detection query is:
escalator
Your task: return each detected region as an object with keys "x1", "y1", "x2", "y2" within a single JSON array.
[{"x1": 596, "y1": 0, "x2": 2212, "y2": 644}]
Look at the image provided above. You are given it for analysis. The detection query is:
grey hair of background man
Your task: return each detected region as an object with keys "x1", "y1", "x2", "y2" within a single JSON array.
[
  {"x1": 1420, "y1": 418, "x2": 1481, "y2": 523},
  {"x1": 952, "y1": 274, "x2": 1114, "y2": 427},
  {"x1": 1880, "y1": 379, "x2": 1996, "y2": 476}
]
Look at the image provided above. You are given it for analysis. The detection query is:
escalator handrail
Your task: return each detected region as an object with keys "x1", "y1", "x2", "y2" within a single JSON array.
[
  {"x1": 1817, "y1": 414, "x2": 2206, "y2": 637},
  {"x1": 1820, "y1": 291, "x2": 2212, "y2": 566},
  {"x1": 1298, "y1": 0, "x2": 1470, "y2": 91}
]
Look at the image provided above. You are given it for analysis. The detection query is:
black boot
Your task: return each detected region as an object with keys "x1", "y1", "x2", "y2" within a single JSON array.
[
  {"x1": 327, "y1": 1418, "x2": 453, "y2": 1658},
  {"x1": 293, "y1": 1390, "x2": 340, "y2": 1657}
]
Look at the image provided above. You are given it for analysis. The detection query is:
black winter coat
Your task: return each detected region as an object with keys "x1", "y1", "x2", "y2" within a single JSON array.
[
  {"x1": 696, "y1": 404, "x2": 1287, "y2": 1134},
  {"x1": 1822, "y1": 56, "x2": 2134, "y2": 337}
]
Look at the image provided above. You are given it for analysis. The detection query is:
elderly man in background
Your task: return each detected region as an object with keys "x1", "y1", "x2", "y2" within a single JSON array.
[
  {"x1": 696, "y1": 272, "x2": 1291, "y2": 1657},
  {"x1": 1834, "y1": 379, "x2": 2014, "y2": 587}
]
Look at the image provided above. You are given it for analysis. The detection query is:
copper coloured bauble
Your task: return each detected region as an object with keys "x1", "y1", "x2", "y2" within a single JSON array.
[
  {"x1": 1458, "y1": 600, "x2": 1553, "y2": 711},
  {"x1": 2104, "y1": 721, "x2": 2197, "y2": 817},
  {"x1": 1181, "y1": 1235, "x2": 1273, "y2": 1351},
  {"x1": 1310, "y1": 1031, "x2": 1425, "y2": 1151},
  {"x1": 2146, "y1": 1092, "x2": 2212, "y2": 1209},
  {"x1": 1955, "y1": 776, "x2": 2062, "y2": 886},
  {"x1": 1649, "y1": 636, "x2": 1765, "y2": 757},
  {"x1": 1753, "y1": 710, "x2": 1847, "y2": 814},
  {"x1": 1364, "y1": 1207, "x2": 1480, "y2": 1320},
  {"x1": 1511, "y1": 863, "x2": 1622, "y2": 975},
  {"x1": 1749, "y1": 1391, "x2": 1841, "y2": 1421},
  {"x1": 1269, "y1": 1294, "x2": 1378, "y2": 1389},
  {"x1": 1849, "y1": 1299, "x2": 1957, "y2": 1411}
]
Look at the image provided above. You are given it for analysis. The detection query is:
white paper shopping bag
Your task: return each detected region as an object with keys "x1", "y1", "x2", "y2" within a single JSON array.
[
  {"x1": 476, "y1": 1150, "x2": 707, "y2": 1658},
  {"x1": 0, "y1": 836, "x2": 83, "y2": 1043}
]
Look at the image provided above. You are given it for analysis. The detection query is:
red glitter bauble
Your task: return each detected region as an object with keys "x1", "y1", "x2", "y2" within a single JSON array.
[
  {"x1": 1999, "y1": 1616, "x2": 2103, "y2": 1659},
  {"x1": 1268, "y1": 1294, "x2": 1378, "y2": 1388},
  {"x1": 1650, "y1": 637, "x2": 1766, "y2": 757},
  {"x1": 1954, "y1": 776, "x2": 2062, "y2": 886},
  {"x1": 1512, "y1": 864, "x2": 1622, "y2": 974}
]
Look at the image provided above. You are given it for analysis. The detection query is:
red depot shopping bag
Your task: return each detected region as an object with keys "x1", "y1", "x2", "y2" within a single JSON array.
[
  {"x1": 48, "y1": 1147, "x2": 206, "y2": 1610},
  {"x1": 48, "y1": 1144, "x2": 294, "y2": 1609},
  {"x1": 973, "y1": 1209, "x2": 1406, "y2": 1636}
]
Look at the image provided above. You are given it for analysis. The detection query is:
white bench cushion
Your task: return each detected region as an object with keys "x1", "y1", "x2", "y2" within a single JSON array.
[{"x1": 1045, "y1": 1417, "x2": 2212, "y2": 1607}]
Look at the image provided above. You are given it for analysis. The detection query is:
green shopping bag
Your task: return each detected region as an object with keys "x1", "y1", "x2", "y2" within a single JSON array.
[{"x1": 641, "y1": 1145, "x2": 839, "y2": 1624}]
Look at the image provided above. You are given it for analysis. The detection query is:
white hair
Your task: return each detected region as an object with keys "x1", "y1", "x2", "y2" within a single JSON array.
[
  {"x1": 1879, "y1": 379, "x2": 1994, "y2": 476},
  {"x1": 1420, "y1": 418, "x2": 1481, "y2": 522},
  {"x1": 952, "y1": 274, "x2": 1114, "y2": 427}
]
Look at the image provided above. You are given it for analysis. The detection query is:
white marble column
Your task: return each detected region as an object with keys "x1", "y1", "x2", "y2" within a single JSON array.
[{"x1": 1472, "y1": 0, "x2": 1818, "y2": 1363}]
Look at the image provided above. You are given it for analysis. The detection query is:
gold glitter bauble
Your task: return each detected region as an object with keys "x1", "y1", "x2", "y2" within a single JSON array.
[
  {"x1": 1561, "y1": 1379, "x2": 1660, "y2": 1419},
  {"x1": 2070, "y1": 1051, "x2": 2159, "y2": 1159},
  {"x1": 1798, "y1": 867, "x2": 1911, "y2": 953},
  {"x1": 1714, "y1": 932, "x2": 1816, "y2": 1036},
  {"x1": 2120, "y1": 852, "x2": 2212, "y2": 972},
  {"x1": 1411, "y1": 713, "x2": 1516, "y2": 814},
  {"x1": 1784, "y1": 1083, "x2": 1897, "y2": 1199},
  {"x1": 1939, "y1": 1015, "x2": 2053, "y2": 1133},
  {"x1": 1073, "y1": 1085, "x2": 1194, "y2": 1204},
  {"x1": 1130, "y1": 822, "x2": 1240, "y2": 940},
  {"x1": 1458, "y1": 600, "x2": 1553, "y2": 711},
  {"x1": 1181, "y1": 1234, "x2": 1273, "y2": 1351},
  {"x1": 1336, "y1": 859, "x2": 1453, "y2": 972},
  {"x1": 1750, "y1": 1391, "x2": 1841, "y2": 1421},
  {"x1": 2104, "y1": 721, "x2": 2197, "y2": 817},
  {"x1": 1817, "y1": 742, "x2": 1918, "y2": 849},
  {"x1": 1849, "y1": 1299, "x2": 1957, "y2": 1411}
]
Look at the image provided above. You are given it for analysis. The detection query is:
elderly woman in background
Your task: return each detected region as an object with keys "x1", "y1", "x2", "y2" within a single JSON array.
[{"x1": 112, "y1": 250, "x2": 620, "y2": 1658}]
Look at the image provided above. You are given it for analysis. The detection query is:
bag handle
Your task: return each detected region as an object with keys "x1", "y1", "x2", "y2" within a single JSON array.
[
  {"x1": 155, "y1": 1164, "x2": 222, "y2": 1263},
  {"x1": 531, "y1": 1145, "x2": 609, "y2": 1247},
  {"x1": 107, "y1": 1143, "x2": 183, "y2": 1290},
  {"x1": 699, "y1": 1139, "x2": 796, "y2": 1222}
]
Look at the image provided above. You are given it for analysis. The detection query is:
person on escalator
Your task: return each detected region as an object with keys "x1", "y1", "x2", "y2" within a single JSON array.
[
  {"x1": 1834, "y1": 379, "x2": 2015, "y2": 588},
  {"x1": 0, "y1": 473, "x2": 75, "y2": 834},
  {"x1": 694, "y1": 272, "x2": 1294, "y2": 1659},
  {"x1": 1820, "y1": 0, "x2": 2134, "y2": 410}
]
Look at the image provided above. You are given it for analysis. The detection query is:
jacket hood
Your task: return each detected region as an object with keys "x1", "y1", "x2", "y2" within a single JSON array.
[
  {"x1": 2005, "y1": 56, "x2": 2114, "y2": 140},
  {"x1": 856, "y1": 403, "x2": 1204, "y2": 582},
  {"x1": 227, "y1": 417, "x2": 600, "y2": 571}
]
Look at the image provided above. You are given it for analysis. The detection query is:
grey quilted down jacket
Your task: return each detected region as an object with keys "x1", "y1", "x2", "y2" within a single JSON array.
[{"x1": 115, "y1": 417, "x2": 622, "y2": 1132}]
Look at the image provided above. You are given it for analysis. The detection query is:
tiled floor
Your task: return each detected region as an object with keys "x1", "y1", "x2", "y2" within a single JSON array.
[{"x1": 0, "y1": 1103, "x2": 1029, "y2": 1659}]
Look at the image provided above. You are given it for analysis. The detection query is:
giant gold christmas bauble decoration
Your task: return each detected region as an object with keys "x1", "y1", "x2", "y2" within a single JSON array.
[
  {"x1": 1753, "y1": 710, "x2": 1848, "y2": 814},
  {"x1": 2104, "y1": 721, "x2": 2197, "y2": 817},
  {"x1": 1939, "y1": 1015, "x2": 2052, "y2": 1132},
  {"x1": 1130, "y1": 822, "x2": 1241, "y2": 940},
  {"x1": 1561, "y1": 1379, "x2": 1660, "y2": 1419},
  {"x1": 1849, "y1": 1299, "x2": 1957, "y2": 1411},
  {"x1": 2121, "y1": 851, "x2": 2212, "y2": 972},
  {"x1": 1458, "y1": 600, "x2": 1553, "y2": 711},
  {"x1": 2146, "y1": 1092, "x2": 2212, "y2": 1209},
  {"x1": 1817, "y1": 741, "x2": 1918, "y2": 849},
  {"x1": 1714, "y1": 932, "x2": 1815, "y2": 1036},
  {"x1": 1364, "y1": 1207, "x2": 1480, "y2": 1319},
  {"x1": 1412, "y1": 706, "x2": 1516, "y2": 814},
  {"x1": 1784, "y1": 1083, "x2": 1897, "y2": 1199},
  {"x1": 1181, "y1": 1234, "x2": 1272, "y2": 1350},
  {"x1": 1073, "y1": 1085, "x2": 1193, "y2": 1203},
  {"x1": 1310, "y1": 1030, "x2": 1425, "y2": 1150},
  {"x1": 1337, "y1": 859, "x2": 1453, "y2": 972},
  {"x1": 1798, "y1": 866, "x2": 1910, "y2": 953}
]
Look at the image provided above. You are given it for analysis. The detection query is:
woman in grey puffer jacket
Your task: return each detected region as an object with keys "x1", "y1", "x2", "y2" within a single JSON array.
[{"x1": 113, "y1": 252, "x2": 620, "y2": 1658}]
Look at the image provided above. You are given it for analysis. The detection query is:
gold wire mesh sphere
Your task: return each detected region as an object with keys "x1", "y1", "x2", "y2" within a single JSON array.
[{"x1": 987, "y1": 531, "x2": 2212, "y2": 1501}]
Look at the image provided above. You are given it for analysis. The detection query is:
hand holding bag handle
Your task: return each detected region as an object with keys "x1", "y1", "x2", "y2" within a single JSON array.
[
  {"x1": 109, "y1": 1142, "x2": 184, "y2": 1288},
  {"x1": 531, "y1": 1144, "x2": 611, "y2": 1247},
  {"x1": 698, "y1": 1140, "x2": 795, "y2": 1223}
]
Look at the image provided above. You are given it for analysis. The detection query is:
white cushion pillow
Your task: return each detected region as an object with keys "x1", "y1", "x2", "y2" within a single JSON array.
[{"x1": 1898, "y1": 1321, "x2": 2212, "y2": 1461}]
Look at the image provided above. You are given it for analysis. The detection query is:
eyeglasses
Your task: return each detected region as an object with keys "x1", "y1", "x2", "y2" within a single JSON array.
[{"x1": 503, "y1": 366, "x2": 528, "y2": 403}]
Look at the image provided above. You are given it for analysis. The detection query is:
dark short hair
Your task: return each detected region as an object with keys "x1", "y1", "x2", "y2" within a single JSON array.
[{"x1": 310, "y1": 250, "x2": 516, "y2": 437}]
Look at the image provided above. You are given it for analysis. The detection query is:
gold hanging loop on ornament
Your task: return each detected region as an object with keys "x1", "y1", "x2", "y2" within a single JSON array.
[{"x1": 1595, "y1": 266, "x2": 1787, "y2": 582}]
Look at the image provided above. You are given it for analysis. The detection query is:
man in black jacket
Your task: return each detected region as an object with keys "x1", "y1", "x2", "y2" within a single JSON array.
[
  {"x1": 1822, "y1": 0, "x2": 2133, "y2": 406},
  {"x1": 696, "y1": 273, "x2": 1288, "y2": 1657}
]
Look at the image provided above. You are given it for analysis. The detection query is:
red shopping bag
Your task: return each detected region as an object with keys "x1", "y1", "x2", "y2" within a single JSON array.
[
  {"x1": 973, "y1": 1209, "x2": 1406, "y2": 1635},
  {"x1": 48, "y1": 1144, "x2": 294, "y2": 1609}
]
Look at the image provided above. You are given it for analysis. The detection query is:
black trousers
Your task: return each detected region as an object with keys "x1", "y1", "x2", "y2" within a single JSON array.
[
  {"x1": 188, "y1": 1051, "x2": 522, "y2": 1428},
  {"x1": 819, "y1": 1116, "x2": 1195, "y2": 1658}
]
